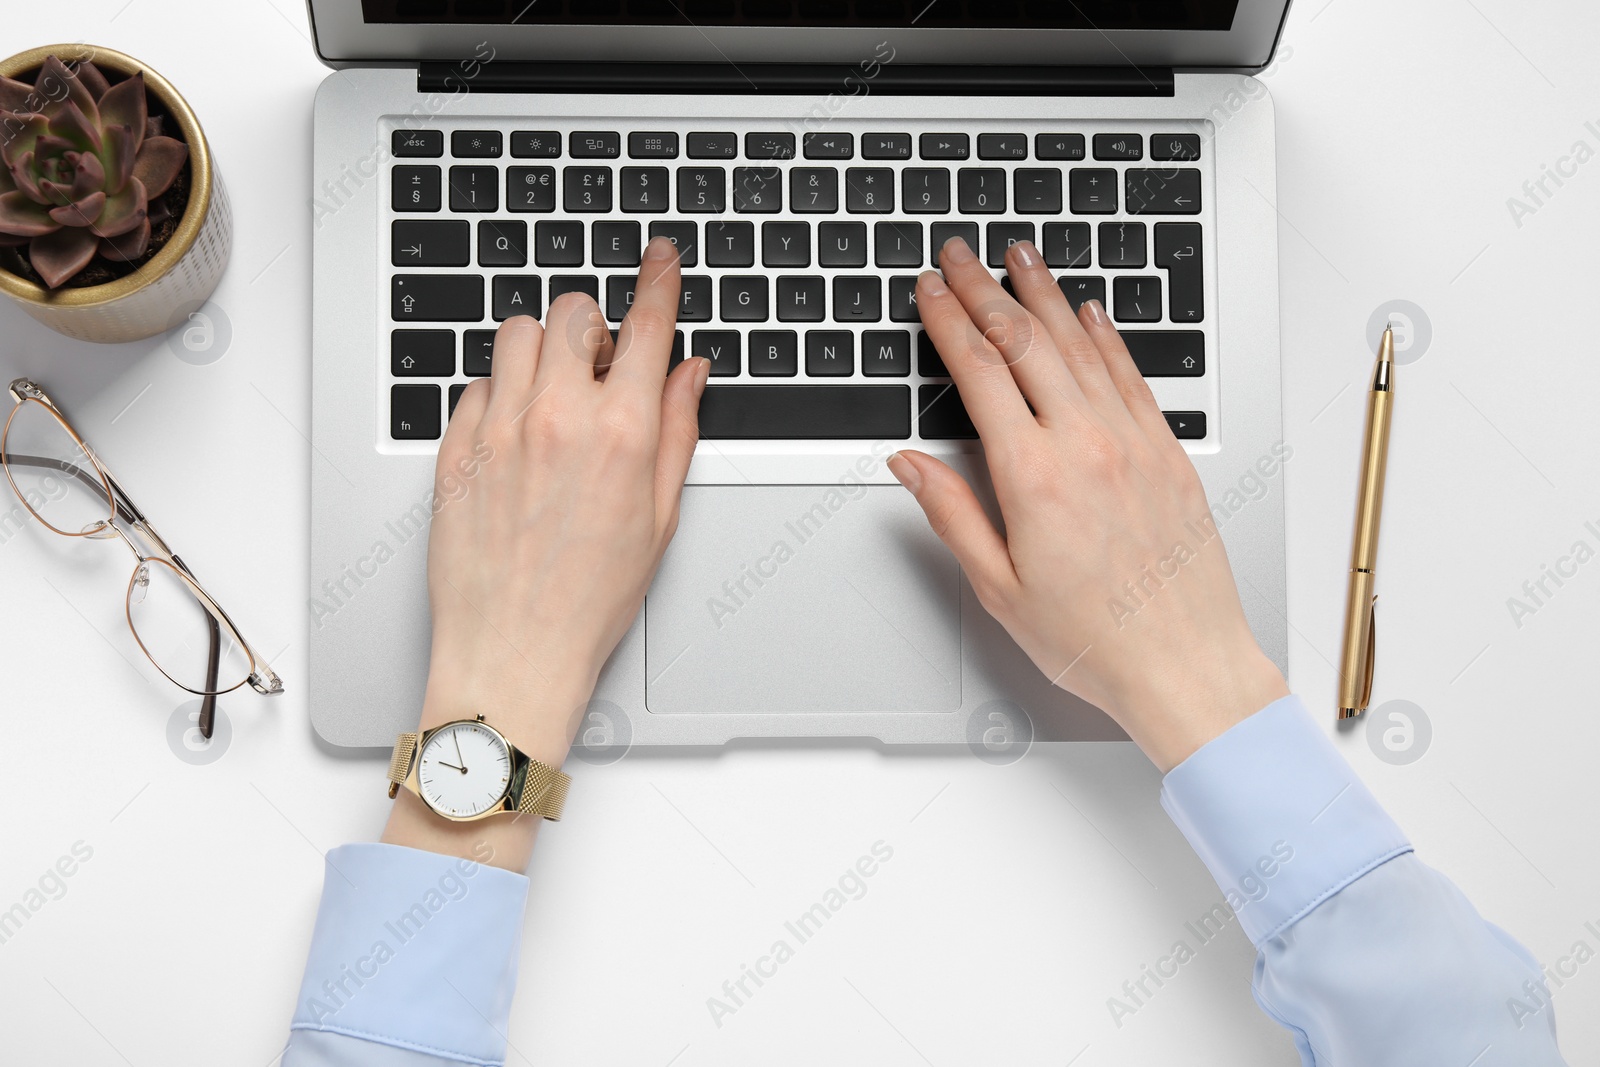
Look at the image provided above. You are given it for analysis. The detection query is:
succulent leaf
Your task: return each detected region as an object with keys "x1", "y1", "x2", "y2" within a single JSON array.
[
  {"x1": 74, "y1": 60, "x2": 111, "y2": 101},
  {"x1": 45, "y1": 100, "x2": 102, "y2": 155},
  {"x1": 0, "y1": 112, "x2": 50, "y2": 171},
  {"x1": 0, "y1": 190, "x2": 59, "y2": 235},
  {"x1": 90, "y1": 177, "x2": 147, "y2": 238},
  {"x1": 132, "y1": 136, "x2": 187, "y2": 200},
  {"x1": 10, "y1": 151, "x2": 46, "y2": 202},
  {"x1": 35, "y1": 56, "x2": 99, "y2": 129},
  {"x1": 28, "y1": 223, "x2": 99, "y2": 287},
  {"x1": 98, "y1": 217, "x2": 150, "y2": 262},
  {"x1": 0, "y1": 76, "x2": 35, "y2": 113},
  {"x1": 47, "y1": 190, "x2": 106, "y2": 228},
  {"x1": 99, "y1": 123, "x2": 136, "y2": 195},
  {"x1": 68, "y1": 151, "x2": 105, "y2": 200},
  {"x1": 96, "y1": 72, "x2": 147, "y2": 154}
]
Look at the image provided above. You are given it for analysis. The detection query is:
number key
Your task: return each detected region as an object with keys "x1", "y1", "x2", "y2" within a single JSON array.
[
  {"x1": 790, "y1": 167, "x2": 839, "y2": 213},
  {"x1": 564, "y1": 167, "x2": 613, "y2": 212},
  {"x1": 621, "y1": 166, "x2": 670, "y2": 212},
  {"x1": 506, "y1": 166, "x2": 555, "y2": 212},
  {"x1": 677, "y1": 167, "x2": 727, "y2": 212},
  {"x1": 733, "y1": 167, "x2": 783, "y2": 212},
  {"x1": 957, "y1": 169, "x2": 1006, "y2": 213},
  {"x1": 902, "y1": 168, "x2": 950, "y2": 214},
  {"x1": 845, "y1": 168, "x2": 894, "y2": 213},
  {"x1": 448, "y1": 166, "x2": 497, "y2": 212}
]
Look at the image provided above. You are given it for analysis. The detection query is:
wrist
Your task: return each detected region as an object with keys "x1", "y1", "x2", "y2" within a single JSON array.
[
  {"x1": 1111, "y1": 644, "x2": 1288, "y2": 774},
  {"x1": 418, "y1": 659, "x2": 596, "y2": 770}
]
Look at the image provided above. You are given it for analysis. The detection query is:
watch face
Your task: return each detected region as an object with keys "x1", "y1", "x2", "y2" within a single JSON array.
[{"x1": 417, "y1": 721, "x2": 513, "y2": 819}]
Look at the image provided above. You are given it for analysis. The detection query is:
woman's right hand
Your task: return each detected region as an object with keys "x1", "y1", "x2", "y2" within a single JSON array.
[{"x1": 889, "y1": 237, "x2": 1287, "y2": 772}]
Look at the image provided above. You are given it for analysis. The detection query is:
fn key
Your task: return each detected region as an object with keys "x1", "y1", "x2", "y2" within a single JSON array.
[{"x1": 392, "y1": 385, "x2": 441, "y2": 440}]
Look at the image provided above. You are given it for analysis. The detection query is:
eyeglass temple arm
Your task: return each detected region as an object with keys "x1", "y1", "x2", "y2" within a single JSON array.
[
  {"x1": 4, "y1": 453, "x2": 140, "y2": 526},
  {"x1": 199, "y1": 611, "x2": 222, "y2": 739}
]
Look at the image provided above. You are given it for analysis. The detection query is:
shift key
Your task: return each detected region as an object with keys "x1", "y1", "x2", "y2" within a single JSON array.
[
  {"x1": 1120, "y1": 330, "x2": 1204, "y2": 376},
  {"x1": 392, "y1": 275, "x2": 484, "y2": 321}
]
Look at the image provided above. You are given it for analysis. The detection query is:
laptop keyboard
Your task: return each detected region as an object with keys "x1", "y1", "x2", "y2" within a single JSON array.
[{"x1": 386, "y1": 124, "x2": 1211, "y2": 446}]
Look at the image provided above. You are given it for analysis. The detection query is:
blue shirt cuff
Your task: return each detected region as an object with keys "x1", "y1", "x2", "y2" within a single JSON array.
[
  {"x1": 290, "y1": 842, "x2": 529, "y2": 1066},
  {"x1": 1159, "y1": 694, "x2": 1412, "y2": 946}
]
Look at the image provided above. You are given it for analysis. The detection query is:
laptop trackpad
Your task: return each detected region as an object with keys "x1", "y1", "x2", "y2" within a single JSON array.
[{"x1": 645, "y1": 486, "x2": 962, "y2": 715}]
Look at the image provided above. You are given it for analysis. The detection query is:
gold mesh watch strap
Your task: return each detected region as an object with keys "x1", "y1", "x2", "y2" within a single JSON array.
[
  {"x1": 515, "y1": 758, "x2": 571, "y2": 821},
  {"x1": 387, "y1": 732, "x2": 419, "y2": 798}
]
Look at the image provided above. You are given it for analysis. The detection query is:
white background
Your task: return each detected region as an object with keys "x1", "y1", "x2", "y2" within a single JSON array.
[{"x1": 2, "y1": 1, "x2": 1598, "y2": 1063}]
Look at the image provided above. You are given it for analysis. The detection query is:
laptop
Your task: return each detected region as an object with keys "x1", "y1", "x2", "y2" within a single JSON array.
[{"x1": 307, "y1": 0, "x2": 1290, "y2": 750}]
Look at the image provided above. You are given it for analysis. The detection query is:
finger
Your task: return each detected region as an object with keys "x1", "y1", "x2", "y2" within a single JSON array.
[
  {"x1": 916, "y1": 266, "x2": 1036, "y2": 444},
  {"x1": 534, "y1": 291, "x2": 609, "y2": 388},
  {"x1": 935, "y1": 235, "x2": 1084, "y2": 422},
  {"x1": 609, "y1": 237, "x2": 684, "y2": 392},
  {"x1": 653, "y1": 356, "x2": 710, "y2": 542},
  {"x1": 1076, "y1": 298, "x2": 1175, "y2": 444},
  {"x1": 887, "y1": 450, "x2": 1017, "y2": 605},
  {"x1": 442, "y1": 377, "x2": 489, "y2": 446},
  {"x1": 1002, "y1": 240, "x2": 1130, "y2": 427},
  {"x1": 483, "y1": 315, "x2": 542, "y2": 416}
]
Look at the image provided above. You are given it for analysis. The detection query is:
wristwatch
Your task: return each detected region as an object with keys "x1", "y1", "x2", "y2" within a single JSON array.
[{"x1": 387, "y1": 715, "x2": 570, "y2": 822}]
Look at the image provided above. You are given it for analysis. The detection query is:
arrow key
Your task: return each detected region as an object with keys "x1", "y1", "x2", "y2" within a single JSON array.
[
  {"x1": 1162, "y1": 411, "x2": 1207, "y2": 439},
  {"x1": 391, "y1": 220, "x2": 469, "y2": 266}
]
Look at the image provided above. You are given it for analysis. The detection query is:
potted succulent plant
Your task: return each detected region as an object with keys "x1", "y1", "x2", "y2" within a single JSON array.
[{"x1": 0, "y1": 45, "x2": 231, "y2": 343}]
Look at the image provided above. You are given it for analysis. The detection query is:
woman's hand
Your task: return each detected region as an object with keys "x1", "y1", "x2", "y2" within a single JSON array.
[
  {"x1": 889, "y1": 237, "x2": 1287, "y2": 772},
  {"x1": 384, "y1": 237, "x2": 708, "y2": 867}
]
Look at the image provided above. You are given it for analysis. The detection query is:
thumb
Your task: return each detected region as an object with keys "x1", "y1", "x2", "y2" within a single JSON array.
[{"x1": 887, "y1": 450, "x2": 1016, "y2": 603}]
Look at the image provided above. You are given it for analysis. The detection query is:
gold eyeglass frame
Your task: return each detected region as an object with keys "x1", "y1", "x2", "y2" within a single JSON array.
[{"x1": 2, "y1": 377, "x2": 282, "y2": 736}]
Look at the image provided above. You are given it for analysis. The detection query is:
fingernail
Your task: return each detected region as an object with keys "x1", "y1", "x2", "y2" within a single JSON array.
[
  {"x1": 695, "y1": 355, "x2": 712, "y2": 390},
  {"x1": 887, "y1": 452, "x2": 922, "y2": 493},
  {"x1": 645, "y1": 236, "x2": 677, "y2": 262},
  {"x1": 1082, "y1": 298, "x2": 1107, "y2": 326},
  {"x1": 1011, "y1": 240, "x2": 1040, "y2": 268},
  {"x1": 918, "y1": 269, "x2": 948, "y2": 296},
  {"x1": 941, "y1": 235, "x2": 974, "y2": 264}
]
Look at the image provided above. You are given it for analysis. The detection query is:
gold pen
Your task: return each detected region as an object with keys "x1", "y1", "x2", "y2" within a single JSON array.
[{"x1": 1337, "y1": 326, "x2": 1395, "y2": 719}]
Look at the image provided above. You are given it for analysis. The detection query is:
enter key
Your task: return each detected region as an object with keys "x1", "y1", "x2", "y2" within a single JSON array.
[{"x1": 1154, "y1": 222, "x2": 1204, "y2": 324}]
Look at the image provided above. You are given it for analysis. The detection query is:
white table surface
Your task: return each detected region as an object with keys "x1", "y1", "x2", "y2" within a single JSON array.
[{"x1": 3, "y1": 1, "x2": 1598, "y2": 1063}]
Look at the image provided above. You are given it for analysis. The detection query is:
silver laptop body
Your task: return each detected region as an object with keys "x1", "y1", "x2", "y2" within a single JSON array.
[{"x1": 307, "y1": 0, "x2": 1291, "y2": 749}]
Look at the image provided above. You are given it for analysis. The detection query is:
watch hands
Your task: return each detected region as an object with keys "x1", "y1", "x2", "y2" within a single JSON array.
[
  {"x1": 438, "y1": 761, "x2": 467, "y2": 773},
  {"x1": 451, "y1": 731, "x2": 469, "y2": 773}
]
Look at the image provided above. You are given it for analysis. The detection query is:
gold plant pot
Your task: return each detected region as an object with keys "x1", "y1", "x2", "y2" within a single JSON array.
[{"x1": 0, "y1": 44, "x2": 232, "y2": 343}]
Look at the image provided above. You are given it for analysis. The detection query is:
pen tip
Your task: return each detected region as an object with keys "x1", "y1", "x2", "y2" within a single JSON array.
[{"x1": 1377, "y1": 327, "x2": 1394, "y2": 363}]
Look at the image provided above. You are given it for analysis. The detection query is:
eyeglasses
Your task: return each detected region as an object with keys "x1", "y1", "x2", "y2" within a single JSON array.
[{"x1": 3, "y1": 378, "x2": 282, "y2": 737}]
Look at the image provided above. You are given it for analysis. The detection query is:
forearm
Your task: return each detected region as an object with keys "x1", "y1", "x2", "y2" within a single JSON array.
[{"x1": 1162, "y1": 695, "x2": 1565, "y2": 1066}]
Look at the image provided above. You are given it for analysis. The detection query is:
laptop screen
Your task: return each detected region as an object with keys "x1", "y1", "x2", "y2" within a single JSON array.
[
  {"x1": 309, "y1": 0, "x2": 1287, "y2": 69},
  {"x1": 356, "y1": 1, "x2": 1240, "y2": 31}
]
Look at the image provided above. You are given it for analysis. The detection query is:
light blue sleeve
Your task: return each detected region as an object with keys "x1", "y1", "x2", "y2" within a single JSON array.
[
  {"x1": 1160, "y1": 695, "x2": 1566, "y2": 1066},
  {"x1": 282, "y1": 842, "x2": 529, "y2": 1067}
]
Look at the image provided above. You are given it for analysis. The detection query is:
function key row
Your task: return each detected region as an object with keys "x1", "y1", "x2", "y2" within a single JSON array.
[
  {"x1": 395, "y1": 164, "x2": 1201, "y2": 216},
  {"x1": 393, "y1": 129, "x2": 1203, "y2": 163}
]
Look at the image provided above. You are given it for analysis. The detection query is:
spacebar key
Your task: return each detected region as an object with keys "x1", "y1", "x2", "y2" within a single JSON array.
[{"x1": 698, "y1": 385, "x2": 911, "y2": 440}]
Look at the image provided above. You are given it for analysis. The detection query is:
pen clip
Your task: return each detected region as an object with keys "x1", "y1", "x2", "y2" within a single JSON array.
[{"x1": 1358, "y1": 595, "x2": 1378, "y2": 709}]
